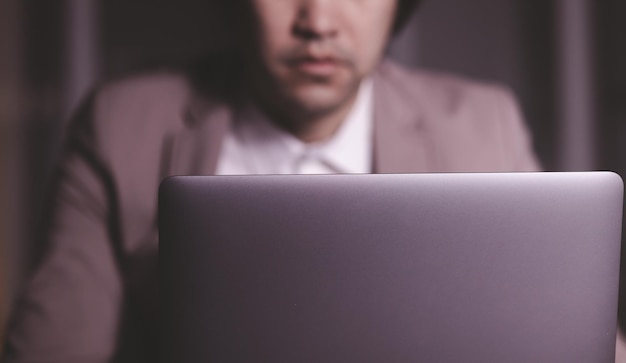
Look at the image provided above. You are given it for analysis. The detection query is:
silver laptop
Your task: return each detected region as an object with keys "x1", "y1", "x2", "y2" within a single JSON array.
[{"x1": 160, "y1": 172, "x2": 623, "y2": 363}]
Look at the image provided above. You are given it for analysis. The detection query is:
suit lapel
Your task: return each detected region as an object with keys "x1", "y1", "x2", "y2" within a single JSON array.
[
  {"x1": 372, "y1": 62, "x2": 439, "y2": 173},
  {"x1": 166, "y1": 97, "x2": 232, "y2": 177}
]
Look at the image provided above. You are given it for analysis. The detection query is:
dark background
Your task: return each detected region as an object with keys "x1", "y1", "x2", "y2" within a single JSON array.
[{"x1": 1, "y1": 0, "x2": 625, "y2": 338}]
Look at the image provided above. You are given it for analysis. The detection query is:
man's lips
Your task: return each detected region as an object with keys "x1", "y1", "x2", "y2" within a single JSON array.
[{"x1": 287, "y1": 57, "x2": 343, "y2": 77}]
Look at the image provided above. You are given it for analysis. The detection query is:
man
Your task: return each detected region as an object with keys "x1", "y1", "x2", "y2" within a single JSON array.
[{"x1": 3, "y1": 0, "x2": 541, "y2": 362}]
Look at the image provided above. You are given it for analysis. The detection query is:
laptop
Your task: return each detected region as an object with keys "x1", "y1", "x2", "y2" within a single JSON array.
[{"x1": 160, "y1": 172, "x2": 623, "y2": 363}]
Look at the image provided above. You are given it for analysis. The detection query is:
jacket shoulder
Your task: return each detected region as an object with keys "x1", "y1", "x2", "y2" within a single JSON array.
[
  {"x1": 66, "y1": 70, "x2": 201, "y2": 156},
  {"x1": 377, "y1": 60, "x2": 515, "y2": 114},
  {"x1": 376, "y1": 60, "x2": 540, "y2": 171},
  {"x1": 92, "y1": 71, "x2": 194, "y2": 126}
]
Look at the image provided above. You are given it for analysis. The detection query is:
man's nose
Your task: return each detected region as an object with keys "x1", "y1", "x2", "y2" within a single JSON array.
[{"x1": 293, "y1": 0, "x2": 338, "y2": 41}]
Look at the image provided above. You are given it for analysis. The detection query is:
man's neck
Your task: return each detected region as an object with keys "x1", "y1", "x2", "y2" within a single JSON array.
[
  {"x1": 251, "y1": 69, "x2": 363, "y2": 143},
  {"x1": 279, "y1": 93, "x2": 359, "y2": 144},
  {"x1": 251, "y1": 83, "x2": 363, "y2": 144}
]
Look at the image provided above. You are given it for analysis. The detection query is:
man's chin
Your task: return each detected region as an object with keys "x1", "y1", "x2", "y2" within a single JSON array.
[{"x1": 286, "y1": 84, "x2": 357, "y2": 116}]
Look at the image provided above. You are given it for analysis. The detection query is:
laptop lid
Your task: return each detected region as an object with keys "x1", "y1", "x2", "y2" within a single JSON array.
[{"x1": 160, "y1": 172, "x2": 623, "y2": 363}]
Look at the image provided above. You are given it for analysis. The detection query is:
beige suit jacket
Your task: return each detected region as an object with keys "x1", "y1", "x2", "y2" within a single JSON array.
[{"x1": 4, "y1": 60, "x2": 540, "y2": 362}]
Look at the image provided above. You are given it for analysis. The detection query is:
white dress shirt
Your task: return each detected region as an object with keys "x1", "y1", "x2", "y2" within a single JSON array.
[{"x1": 216, "y1": 79, "x2": 374, "y2": 175}]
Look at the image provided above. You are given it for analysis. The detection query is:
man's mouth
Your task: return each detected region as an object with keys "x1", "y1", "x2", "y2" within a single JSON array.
[{"x1": 288, "y1": 56, "x2": 342, "y2": 77}]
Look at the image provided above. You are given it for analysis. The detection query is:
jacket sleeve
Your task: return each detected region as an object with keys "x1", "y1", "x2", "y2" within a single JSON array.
[{"x1": 3, "y1": 92, "x2": 124, "y2": 363}]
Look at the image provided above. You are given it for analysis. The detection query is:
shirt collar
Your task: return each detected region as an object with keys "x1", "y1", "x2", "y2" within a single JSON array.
[{"x1": 316, "y1": 78, "x2": 373, "y2": 173}]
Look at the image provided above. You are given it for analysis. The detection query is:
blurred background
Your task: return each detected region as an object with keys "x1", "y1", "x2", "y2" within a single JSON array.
[{"x1": 0, "y1": 0, "x2": 625, "y2": 338}]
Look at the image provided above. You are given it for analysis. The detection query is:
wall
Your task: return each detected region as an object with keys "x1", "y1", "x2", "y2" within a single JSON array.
[{"x1": 0, "y1": 0, "x2": 24, "y2": 341}]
